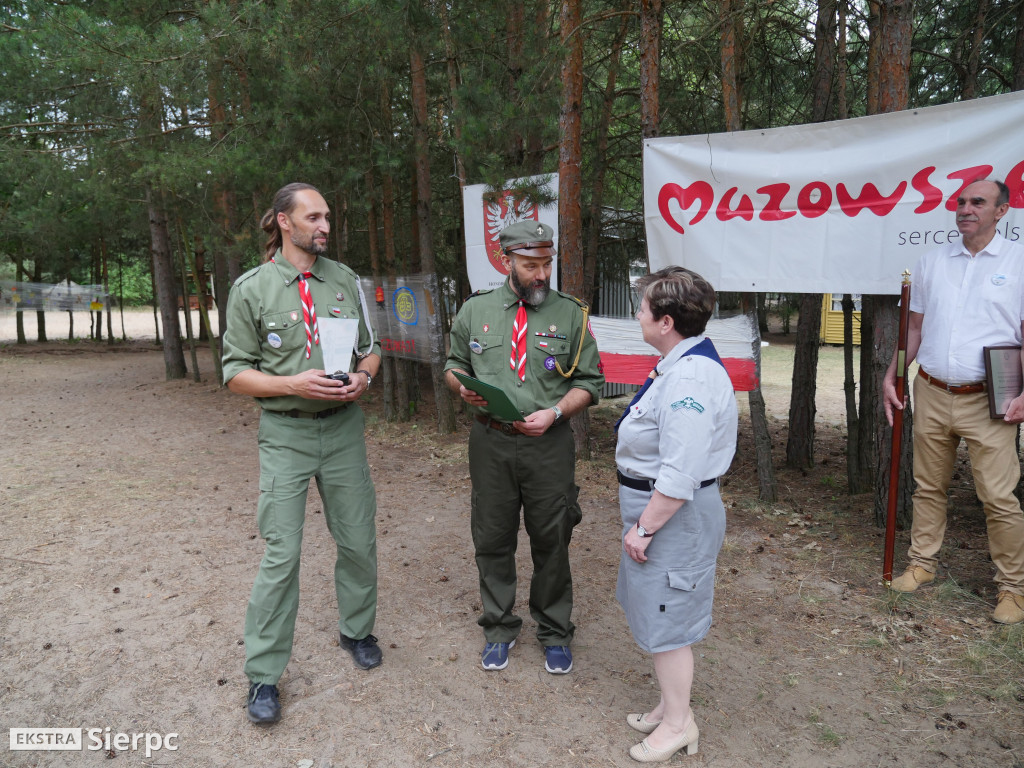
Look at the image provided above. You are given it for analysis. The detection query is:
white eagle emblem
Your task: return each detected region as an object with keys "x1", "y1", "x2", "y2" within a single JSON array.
[{"x1": 485, "y1": 195, "x2": 536, "y2": 241}]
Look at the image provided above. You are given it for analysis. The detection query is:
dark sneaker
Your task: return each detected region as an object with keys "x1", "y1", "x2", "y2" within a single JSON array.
[
  {"x1": 544, "y1": 645, "x2": 573, "y2": 674},
  {"x1": 246, "y1": 682, "x2": 281, "y2": 724},
  {"x1": 481, "y1": 639, "x2": 516, "y2": 670},
  {"x1": 340, "y1": 633, "x2": 383, "y2": 670}
]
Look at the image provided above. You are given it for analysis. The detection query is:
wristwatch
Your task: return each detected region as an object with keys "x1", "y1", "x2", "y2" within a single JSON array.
[
  {"x1": 357, "y1": 369, "x2": 373, "y2": 388},
  {"x1": 636, "y1": 523, "x2": 655, "y2": 538},
  {"x1": 550, "y1": 405, "x2": 563, "y2": 422}
]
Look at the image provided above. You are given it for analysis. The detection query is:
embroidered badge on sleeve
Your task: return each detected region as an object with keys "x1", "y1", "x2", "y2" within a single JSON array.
[{"x1": 672, "y1": 397, "x2": 704, "y2": 413}]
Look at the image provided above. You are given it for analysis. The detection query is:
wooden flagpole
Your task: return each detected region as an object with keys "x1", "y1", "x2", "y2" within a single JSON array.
[{"x1": 883, "y1": 270, "x2": 912, "y2": 585}]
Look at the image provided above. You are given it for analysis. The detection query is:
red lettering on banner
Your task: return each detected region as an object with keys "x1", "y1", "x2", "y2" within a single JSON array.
[
  {"x1": 796, "y1": 181, "x2": 832, "y2": 218},
  {"x1": 836, "y1": 181, "x2": 907, "y2": 217},
  {"x1": 757, "y1": 183, "x2": 797, "y2": 221},
  {"x1": 656, "y1": 159, "x2": 1024, "y2": 235},
  {"x1": 911, "y1": 167, "x2": 943, "y2": 213},
  {"x1": 382, "y1": 338, "x2": 416, "y2": 353},
  {"x1": 658, "y1": 182, "x2": 714, "y2": 234},
  {"x1": 1008, "y1": 159, "x2": 1024, "y2": 208},
  {"x1": 716, "y1": 188, "x2": 754, "y2": 221},
  {"x1": 944, "y1": 165, "x2": 993, "y2": 210}
]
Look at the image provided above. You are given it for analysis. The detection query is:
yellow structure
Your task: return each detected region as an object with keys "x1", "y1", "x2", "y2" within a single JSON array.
[{"x1": 819, "y1": 293, "x2": 861, "y2": 345}]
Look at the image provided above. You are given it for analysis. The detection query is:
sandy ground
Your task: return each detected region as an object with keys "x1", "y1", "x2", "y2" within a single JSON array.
[{"x1": 1, "y1": 314, "x2": 1022, "y2": 767}]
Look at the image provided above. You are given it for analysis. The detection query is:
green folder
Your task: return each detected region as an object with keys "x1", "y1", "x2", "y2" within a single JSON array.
[{"x1": 451, "y1": 371, "x2": 523, "y2": 422}]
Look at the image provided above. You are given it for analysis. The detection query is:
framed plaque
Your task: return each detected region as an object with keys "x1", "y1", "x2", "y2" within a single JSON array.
[{"x1": 984, "y1": 346, "x2": 1023, "y2": 419}]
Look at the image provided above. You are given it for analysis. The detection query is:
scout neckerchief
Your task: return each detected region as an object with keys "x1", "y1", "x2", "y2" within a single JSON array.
[
  {"x1": 510, "y1": 300, "x2": 527, "y2": 381},
  {"x1": 272, "y1": 258, "x2": 319, "y2": 359},
  {"x1": 614, "y1": 336, "x2": 725, "y2": 430}
]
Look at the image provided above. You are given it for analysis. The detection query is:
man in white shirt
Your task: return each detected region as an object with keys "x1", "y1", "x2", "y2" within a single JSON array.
[{"x1": 884, "y1": 178, "x2": 1024, "y2": 624}]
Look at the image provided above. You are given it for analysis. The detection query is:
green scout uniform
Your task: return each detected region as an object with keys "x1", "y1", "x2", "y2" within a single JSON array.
[
  {"x1": 444, "y1": 281, "x2": 604, "y2": 646},
  {"x1": 222, "y1": 251, "x2": 381, "y2": 686}
]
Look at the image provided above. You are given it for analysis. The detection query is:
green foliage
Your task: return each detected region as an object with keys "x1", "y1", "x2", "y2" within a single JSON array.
[
  {"x1": 1, "y1": 0, "x2": 1021, "y2": 310},
  {"x1": 108, "y1": 257, "x2": 154, "y2": 307}
]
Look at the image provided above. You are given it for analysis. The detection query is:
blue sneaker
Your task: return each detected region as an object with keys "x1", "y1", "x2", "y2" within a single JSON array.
[
  {"x1": 481, "y1": 639, "x2": 516, "y2": 670},
  {"x1": 544, "y1": 645, "x2": 573, "y2": 674}
]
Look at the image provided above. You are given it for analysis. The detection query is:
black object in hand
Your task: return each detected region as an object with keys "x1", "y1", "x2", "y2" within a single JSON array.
[{"x1": 327, "y1": 372, "x2": 350, "y2": 384}]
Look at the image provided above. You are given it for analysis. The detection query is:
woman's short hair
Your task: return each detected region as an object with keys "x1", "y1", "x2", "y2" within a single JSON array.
[
  {"x1": 636, "y1": 266, "x2": 716, "y2": 338},
  {"x1": 260, "y1": 182, "x2": 321, "y2": 262}
]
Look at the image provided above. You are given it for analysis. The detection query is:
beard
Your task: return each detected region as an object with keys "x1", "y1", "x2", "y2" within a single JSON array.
[
  {"x1": 290, "y1": 229, "x2": 328, "y2": 257},
  {"x1": 510, "y1": 264, "x2": 550, "y2": 306}
]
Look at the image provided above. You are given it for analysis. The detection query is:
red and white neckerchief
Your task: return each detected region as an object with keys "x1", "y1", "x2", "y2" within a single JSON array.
[
  {"x1": 510, "y1": 300, "x2": 527, "y2": 381},
  {"x1": 297, "y1": 272, "x2": 319, "y2": 359},
  {"x1": 272, "y1": 258, "x2": 319, "y2": 358}
]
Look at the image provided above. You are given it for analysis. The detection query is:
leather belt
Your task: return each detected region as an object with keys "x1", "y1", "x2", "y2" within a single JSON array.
[
  {"x1": 277, "y1": 405, "x2": 348, "y2": 419},
  {"x1": 616, "y1": 470, "x2": 716, "y2": 492},
  {"x1": 475, "y1": 414, "x2": 519, "y2": 435},
  {"x1": 919, "y1": 370, "x2": 985, "y2": 395}
]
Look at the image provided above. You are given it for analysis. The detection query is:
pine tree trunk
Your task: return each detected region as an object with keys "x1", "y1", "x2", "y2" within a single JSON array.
[
  {"x1": 857, "y1": 296, "x2": 876, "y2": 489},
  {"x1": 743, "y1": 297, "x2": 777, "y2": 501},
  {"x1": 438, "y1": 0, "x2": 472, "y2": 305},
  {"x1": 869, "y1": 0, "x2": 914, "y2": 526},
  {"x1": 207, "y1": 52, "x2": 236, "y2": 338},
  {"x1": 721, "y1": 2, "x2": 776, "y2": 500},
  {"x1": 837, "y1": 0, "x2": 849, "y2": 119},
  {"x1": 870, "y1": 297, "x2": 913, "y2": 528},
  {"x1": 101, "y1": 233, "x2": 114, "y2": 345},
  {"x1": 146, "y1": 185, "x2": 186, "y2": 380},
  {"x1": 584, "y1": 8, "x2": 630, "y2": 308},
  {"x1": 410, "y1": 42, "x2": 457, "y2": 434},
  {"x1": 842, "y1": 294, "x2": 866, "y2": 493},
  {"x1": 720, "y1": 0, "x2": 743, "y2": 133},
  {"x1": 786, "y1": 293, "x2": 823, "y2": 469},
  {"x1": 1015, "y1": 0, "x2": 1024, "y2": 91},
  {"x1": 786, "y1": 4, "x2": 833, "y2": 470},
  {"x1": 365, "y1": 168, "x2": 397, "y2": 422},
  {"x1": 14, "y1": 254, "x2": 26, "y2": 344},
  {"x1": 639, "y1": 0, "x2": 663, "y2": 141},
  {"x1": 33, "y1": 259, "x2": 46, "y2": 343},
  {"x1": 960, "y1": 0, "x2": 989, "y2": 100},
  {"x1": 559, "y1": 0, "x2": 592, "y2": 460}
]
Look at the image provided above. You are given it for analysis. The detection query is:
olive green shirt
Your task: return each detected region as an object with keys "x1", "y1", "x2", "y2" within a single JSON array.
[
  {"x1": 444, "y1": 281, "x2": 604, "y2": 420},
  {"x1": 222, "y1": 251, "x2": 381, "y2": 413}
]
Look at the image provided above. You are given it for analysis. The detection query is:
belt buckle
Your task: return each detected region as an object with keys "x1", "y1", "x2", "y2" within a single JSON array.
[{"x1": 499, "y1": 422, "x2": 517, "y2": 436}]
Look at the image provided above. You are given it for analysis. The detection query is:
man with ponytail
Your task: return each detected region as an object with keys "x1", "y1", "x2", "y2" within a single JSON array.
[{"x1": 222, "y1": 183, "x2": 383, "y2": 724}]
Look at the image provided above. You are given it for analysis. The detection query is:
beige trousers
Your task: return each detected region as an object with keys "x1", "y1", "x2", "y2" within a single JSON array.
[{"x1": 907, "y1": 374, "x2": 1024, "y2": 594}]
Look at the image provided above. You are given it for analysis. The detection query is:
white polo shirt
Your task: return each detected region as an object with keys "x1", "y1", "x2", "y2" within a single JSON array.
[{"x1": 911, "y1": 233, "x2": 1024, "y2": 384}]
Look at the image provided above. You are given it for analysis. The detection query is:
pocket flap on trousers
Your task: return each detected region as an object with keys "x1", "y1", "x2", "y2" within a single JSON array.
[{"x1": 667, "y1": 563, "x2": 715, "y2": 592}]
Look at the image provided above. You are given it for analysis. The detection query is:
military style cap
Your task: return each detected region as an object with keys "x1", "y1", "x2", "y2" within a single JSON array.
[{"x1": 499, "y1": 220, "x2": 554, "y2": 251}]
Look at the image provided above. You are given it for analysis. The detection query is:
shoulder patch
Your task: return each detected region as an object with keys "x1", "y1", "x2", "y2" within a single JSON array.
[
  {"x1": 465, "y1": 289, "x2": 493, "y2": 301},
  {"x1": 671, "y1": 397, "x2": 705, "y2": 413}
]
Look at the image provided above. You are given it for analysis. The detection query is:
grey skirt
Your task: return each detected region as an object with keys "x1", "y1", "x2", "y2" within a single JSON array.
[{"x1": 616, "y1": 483, "x2": 725, "y2": 653}]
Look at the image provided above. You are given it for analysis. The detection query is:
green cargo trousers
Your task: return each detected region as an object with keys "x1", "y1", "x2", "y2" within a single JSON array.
[
  {"x1": 244, "y1": 406, "x2": 378, "y2": 685},
  {"x1": 469, "y1": 419, "x2": 582, "y2": 646}
]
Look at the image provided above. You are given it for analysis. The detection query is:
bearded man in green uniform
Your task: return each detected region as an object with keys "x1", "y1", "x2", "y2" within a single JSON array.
[
  {"x1": 222, "y1": 182, "x2": 383, "y2": 724},
  {"x1": 444, "y1": 220, "x2": 604, "y2": 675}
]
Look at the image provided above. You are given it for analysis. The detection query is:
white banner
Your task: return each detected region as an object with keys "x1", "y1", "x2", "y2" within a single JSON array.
[
  {"x1": 0, "y1": 281, "x2": 109, "y2": 312},
  {"x1": 462, "y1": 175, "x2": 559, "y2": 293},
  {"x1": 643, "y1": 91, "x2": 1024, "y2": 295}
]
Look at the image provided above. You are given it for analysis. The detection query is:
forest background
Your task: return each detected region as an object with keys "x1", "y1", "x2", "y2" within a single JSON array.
[{"x1": 3, "y1": 0, "x2": 1024, "y2": 507}]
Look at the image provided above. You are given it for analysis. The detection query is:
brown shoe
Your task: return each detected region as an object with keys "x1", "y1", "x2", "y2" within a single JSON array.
[
  {"x1": 992, "y1": 591, "x2": 1024, "y2": 624},
  {"x1": 890, "y1": 565, "x2": 934, "y2": 593}
]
